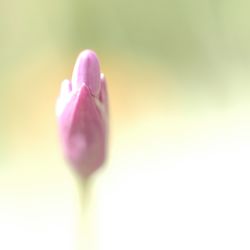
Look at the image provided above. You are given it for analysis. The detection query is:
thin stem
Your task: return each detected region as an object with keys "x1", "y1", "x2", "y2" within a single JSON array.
[{"x1": 76, "y1": 177, "x2": 96, "y2": 250}]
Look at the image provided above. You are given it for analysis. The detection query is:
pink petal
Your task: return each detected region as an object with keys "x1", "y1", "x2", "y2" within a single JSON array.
[{"x1": 71, "y1": 49, "x2": 101, "y2": 96}]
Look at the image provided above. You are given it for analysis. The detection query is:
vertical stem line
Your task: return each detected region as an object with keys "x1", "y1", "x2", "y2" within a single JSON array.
[{"x1": 76, "y1": 177, "x2": 96, "y2": 250}]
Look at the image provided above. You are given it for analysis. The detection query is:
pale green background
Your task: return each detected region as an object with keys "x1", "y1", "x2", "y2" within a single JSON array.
[{"x1": 0, "y1": 1, "x2": 250, "y2": 249}]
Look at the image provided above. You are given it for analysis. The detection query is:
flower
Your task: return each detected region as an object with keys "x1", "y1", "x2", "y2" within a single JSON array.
[{"x1": 56, "y1": 50, "x2": 109, "y2": 178}]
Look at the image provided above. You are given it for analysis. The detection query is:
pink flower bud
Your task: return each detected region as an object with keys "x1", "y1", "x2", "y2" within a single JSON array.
[{"x1": 56, "y1": 50, "x2": 109, "y2": 178}]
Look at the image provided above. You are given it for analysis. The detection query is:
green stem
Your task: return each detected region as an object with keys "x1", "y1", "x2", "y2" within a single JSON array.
[{"x1": 76, "y1": 177, "x2": 95, "y2": 250}]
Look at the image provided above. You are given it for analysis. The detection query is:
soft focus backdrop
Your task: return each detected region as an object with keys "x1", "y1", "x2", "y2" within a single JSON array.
[{"x1": 1, "y1": 0, "x2": 250, "y2": 249}]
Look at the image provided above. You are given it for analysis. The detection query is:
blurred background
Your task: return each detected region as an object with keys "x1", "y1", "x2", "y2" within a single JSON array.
[{"x1": 1, "y1": 0, "x2": 250, "y2": 249}]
